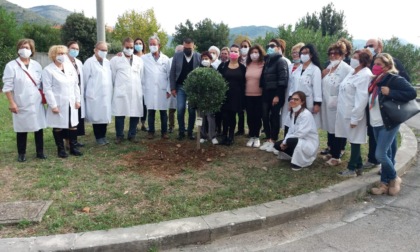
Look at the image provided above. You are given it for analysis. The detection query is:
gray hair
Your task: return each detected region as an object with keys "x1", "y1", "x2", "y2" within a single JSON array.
[
  {"x1": 208, "y1": 45, "x2": 220, "y2": 57},
  {"x1": 149, "y1": 34, "x2": 160, "y2": 45}
]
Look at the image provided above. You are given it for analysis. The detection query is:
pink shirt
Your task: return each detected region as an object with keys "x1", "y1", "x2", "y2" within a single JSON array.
[{"x1": 245, "y1": 61, "x2": 264, "y2": 96}]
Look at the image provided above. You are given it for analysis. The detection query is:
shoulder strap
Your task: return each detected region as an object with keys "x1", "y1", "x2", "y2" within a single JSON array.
[{"x1": 15, "y1": 60, "x2": 38, "y2": 87}]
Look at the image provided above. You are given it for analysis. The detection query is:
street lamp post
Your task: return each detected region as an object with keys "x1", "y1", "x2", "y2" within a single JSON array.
[{"x1": 96, "y1": 0, "x2": 106, "y2": 42}]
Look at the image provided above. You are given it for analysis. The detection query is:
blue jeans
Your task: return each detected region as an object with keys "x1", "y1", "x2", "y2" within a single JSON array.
[
  {"x1": 115, "y1": 116, "x2": 140, "y2": 139},
  {"x1": 176, "y1": 85, "x2": 196, "y2": 135},
  {"x1": 372, "y1": 125, "x2": 399, "y2": 184},
  {"x1": 148, "y1": 110, "x2": 168, "y2": 134}
]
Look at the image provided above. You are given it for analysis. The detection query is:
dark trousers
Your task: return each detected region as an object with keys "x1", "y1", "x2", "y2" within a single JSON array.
[
  {"x1": 16, "y1": 129, "x2": 44, "y2": 154},
  {"x1": 246, "y1": 96, "x2": 262, "y2": 137},
  {"x1": 141, "y1": 99, "x2": 147, "y2": 124},
  {"x1": 148, "y1": 110, "x2": 168, "y2": 134},
  {"x1": 328, "y1": 133, "x2": 346, "y2": 159},
  {"x1": 92, "y1": 124, "x2": 108, "y2": 140},
  {"x1": 274, "y1": 137, "x2": 298, "y2": 157},
  {"x1": 115, "y1": 116, "x2": 139, "y2": 138},
  {"x1": 262, "y1": 93, "x2": 281, "y2": 141},
  {"x1": 348, "y1": 143, "x2": 363, "y2": 171},
  {"x1": 367, "y1": 124, "x2": 378, "y2": 164},
  {"x1": 237, "y1": 110, "x2": 245, "y2": 133},
  {"x1": 63, "y1": 108, "x2": 85, "y2": 139},
  {"x1": 222, "y1": 109, "x2": 236, "y2": 140}
]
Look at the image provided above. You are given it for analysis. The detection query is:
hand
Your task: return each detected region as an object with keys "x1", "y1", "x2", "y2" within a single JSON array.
[
  {"x1": 381, "y1": 86, "x2": 390, "y2": 96},
  {"x1": 52, "y1": 107, "x2": 60, "y2": 114},
  {"x1": 280, "y1": 143, "x2": 287, "y2": 150},
  {"x1": 313, "y1": 104, "x2": 320, "y2": 114},
  {"x1": 350, "y1": 124, "x2": 357, "y2": 128},
  {"x1": 322, "y1": 69, "x2": 330, "y2": 78},
  {"x1": 9, "y1": 102, "x2": 18, "y2": 114},
  {"x1": 166, "y1": 92, "x2": 171, "y2": 99},
  {"x1": 272, "y1": 96, "x2": 279, "y2": 106},
  {"x1": 171, "y1": 90, "x2": 177, "y2": 97},
  {"x1": 75, "y1": 102, "x2": 81, "y2": 109}
]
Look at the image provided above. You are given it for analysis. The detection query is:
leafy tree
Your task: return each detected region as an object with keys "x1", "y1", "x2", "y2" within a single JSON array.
[
  {"x1": 113, "y1": 9, "x2": 168, "y2": 50},
  {"x1": 172, "y1": 19, "x2": 195, "y2": 46},
  {"x1": 21, "y1": 23, "x2": 61, "y2": 52},
  {"x1": 233, "y1": 35, "x2": 252, "y2": 47},
  {"x1": 384, "y1": 37, "x2": 420, "y2": 83},
  {"x1": 61, "y1": 12, "x2": 97, "y2": 61}
]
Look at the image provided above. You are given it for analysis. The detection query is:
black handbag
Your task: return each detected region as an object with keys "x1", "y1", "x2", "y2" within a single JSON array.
[{"x1": 380, "y1": 76, "x2": 420, "y2": 124}]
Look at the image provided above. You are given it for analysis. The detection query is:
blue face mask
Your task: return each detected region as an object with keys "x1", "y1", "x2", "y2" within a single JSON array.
[
  {"x1": 134, "y1": 44, "x2": 143, "y2": 52},
  {"x1": 267, "y1": 47, "x2": 276, "y2": 54},
  {"x1": 69, "y1": 49, "x2": 79, "y2": 58}
]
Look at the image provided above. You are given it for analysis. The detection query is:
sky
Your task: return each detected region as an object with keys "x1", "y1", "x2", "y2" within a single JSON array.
[{"x1": 8, "y1": 0, "x2": 420, "y2": 47}]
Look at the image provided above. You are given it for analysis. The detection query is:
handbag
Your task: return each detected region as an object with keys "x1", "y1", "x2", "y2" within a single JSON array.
[
  {"x1": 15, "y1": 60, "x2": 47, "y2": 104},
  {"x1": 380, "y1": 76, "x2": 420, "y2": 124}
]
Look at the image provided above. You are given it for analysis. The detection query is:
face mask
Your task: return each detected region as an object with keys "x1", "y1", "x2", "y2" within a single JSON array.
[
  {"x1": 69, "y1": 49, "x2": 79, "y2": 58},
  {"x1": 134, "y1": 44, "x2": 143, "y2": 52},
  {"x1": 292, "y1": 59, "x2": 301, "y2": 64},
  {"x1": 250, "y1": 53, "x2": 259, "y2": 61},
  {"x1": 300, "y1": 54, "x2": 310, "y2": 63},
  {"x1": 201, "y1": 60, "x2": 211, "y2": 67},
  {"x1": 330, "y1": 60, "x2": 340, "y2": 67},
  {"x1": 240, "y1": 47, "x2": 249, "y2": 55},
  {"x1": 123, "y1": 48, "x2": 134, "y2": 56},
  {"x1": 56, "y1": 55, "x2": 66, "y2": 64},
  {"x1": 372, "y1": 65, "x2": 384, "y2": 75},
  {"x1": 368, "y1": 47, "x2": 376, "y2": 56},
  {"x1": 267, "y1": 47, "x2": 276, "y2": 55},
  {"x1": 350, "y1": 58, "x2": 360, "y2": 69},
  {"x1": 98, "y1": 50, "x2": 107, "y2": 59},
  {"x1": 18, "y1": 48, "x2": 32, "y2": 59},
  {"x1": 229, "y1": 52, "x2": 239, "y2": 60},
  {"x1": 149, "y1": 46, "x2": 158, "y2": 53},
  {"x1": 184, "y1": 48, "x2": 192, "y2": 57},
  {"x1": 211, "y1": 53, "x2": 217, "y2": 60},
  {"x1": 292, "y1": 104, "x2": 302, "y2": 112}
]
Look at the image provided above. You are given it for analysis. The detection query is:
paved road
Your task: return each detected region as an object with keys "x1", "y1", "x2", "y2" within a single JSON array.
[{"x1": 164, "y1": 115, "x2": 420, "y2": 252}]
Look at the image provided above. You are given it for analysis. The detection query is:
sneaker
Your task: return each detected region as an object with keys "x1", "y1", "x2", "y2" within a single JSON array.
[
  {"x1": 259, "y1": 141, "x2": 271, "y2": 151},
  {"x1": 265, "y1": 142, "x2": 275, "y2": 153},
  {"x1": 234, "y1": 131, "x2": 244, "y2": 136},
  {"x1": 322, "y1": 154, "x2": 332, "y2": 161},
  {"x1": 362, "y1": 161, "x2": 380, "y2": 169},
  {"x1": 200, "y1": 138, "x2": 207, "y2": 144},
  {"x1": 356, "y1": 168, "x2": 363, "y2": 176},
  {"x1": 277, "y1": 151, "x2": 292, "y2": 160},
  {"x1": 388, "y1": 176, "x2": 402, "y2": 196},
  {"x1": 141, "y1": 125, "x2": 148, "y2": 132},
  {"x1": 246, "y1": 138, "x2": 254, "y2": 147},
  {"x1": 168, "y1": 127, "x2": 173, "y2": 133},
  {"x1": 253, "y1": 138, "x2": 261, "y2": 148},
  {"x1": 96, "y1": 138, "x2": 107, "y2": 146},
  {"x1": 272, "y1": 149, "x2": 279, "y2": 155},
  {"x1": 337, "y1": 169, "x2": 357, "y2": 177},
  {"x1": 320, "y1": 148, "x2": 330, "y2": 155},
  {"x1": 115, "y1": 137, "x2": 123, "y2": 144},
  {"x1": 147, "y1": 132, "x2": 154, "y2": 139},
  {"x1": 291, "y1": 164, "x2": 303, "y2": 171},
  {"x1": 326, "y1": 158, "x2": 342, "y2": 166},
  {"x1": 371, "y1": 183, "x2": 389, "y2": 195},
  {"x1": 211, "y1": 138, "x2": 219, "y2": 145}
]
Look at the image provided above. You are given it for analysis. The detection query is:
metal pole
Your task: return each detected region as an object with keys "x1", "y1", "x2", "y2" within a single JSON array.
[{"x1": 96, "y1": 0, "x2": 105, "y2": 42}]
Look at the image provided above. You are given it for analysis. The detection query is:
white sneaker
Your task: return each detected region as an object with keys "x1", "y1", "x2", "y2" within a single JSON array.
[
  {"x1": 273, "y1": 149, "x2": 279, "y2": 155},
  {"x1": 259, "y1": 141, "x2": 271, "y2": 151},
  {"x1": 265, "y1": 142, "x2": 275, "y2": 153},
  {"x1": 211, "y1": 138, "x2": 219, "y2": 145},
  {"x1": 200, "y1": 138, "x2": 207, "y2": 144},
  {"x1": 246, "y1": 138, "x2": 254, "y2": 147},
  {"x1": 253, "y1": 138, "x2": 261, "y2": 148},
  {"x1": 277, "y1": 151, "x2": 292, "y2": 160}
]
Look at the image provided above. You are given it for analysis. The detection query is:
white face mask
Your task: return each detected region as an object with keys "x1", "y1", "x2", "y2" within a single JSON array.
[
  {"x1": 330, "y1": 60, "x2": 340, "y2": 68},
  {"x1": 123, "y1": 48, "x2": 133, "y2": 56},
  {"x1": 368, "y1": 47, "x2": 376, "y2": 56},
  {"x1": 300, "y1": 54, "x2": 310, "y2": 63},
  {"x1": 201, "y1": 60, "x2": 211, "y2": 67},
  {"x1": 240, "y1": 47, "x2": 249, "y2": 55},
  {"x1": 350, "y1": 58, "x2": 360, "y2": 69},
  {"x1": 98, "y1": 50, "x2": 107, "y2": 59},
  {"x1": 250, "y1": 53, "x2": 259, "y2": 61},
  {"x1": 18, "y1": 48, "x2": 32, "y2": 59},
  {"x1": 292, "y1": 104, "x2": 302, "y2": 112},
  {"x1": 56, "y1": 55, "x2": 66, "y2": 64},
  {"x1": 211, "y1": 53, "x2": 217, "y2": 60},
  {"x1": 149, "y1": 46, "x2": 158, "y2": 53}
]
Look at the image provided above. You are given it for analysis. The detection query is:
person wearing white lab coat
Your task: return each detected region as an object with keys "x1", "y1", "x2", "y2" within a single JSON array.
[
  {"x1": 2, "y1": 39, "x2": 47, "y2": 162},
  {"x1": 288, "y1": 44, "x2": 322, "y2": 128},
  {"x1": 320, "y1": 42, "x2": 353, "y2": 166},
  {"x1": 274, "y1": 91, "x2": 319, "y2": 170},
  {"x1": 42, "y1": 45, "x2": 82, "y2": 158},
  {"x1": 110, "y1": 37, "x2": 144, "y2": 144},
  {"x1": 142, "y1": 35, "x2": 171, "y2": 139},
  {"x1": 83, "y1": 41, "x2": 113, "y2": 145},
  {"x1": 335, "y1": 49, "x2": 373, "y2": 177}
]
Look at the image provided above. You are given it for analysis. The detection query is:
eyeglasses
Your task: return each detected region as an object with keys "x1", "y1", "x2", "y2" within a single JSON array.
[
  {"x1": 364, "y1": 44, "x2": 374, "y2": 49},
  {"x1": 290, "y1": 98, "x2": 300, "y2": 102},
  {"x1": 328, "y1": 52, "x2": 338, "y2": 56},
  {"x1": 125, "y1": 47, "x2": 134, "y2": 49},
  {"x1": 291, "y1": 52, "x2": 299, "y2": 55},
  {"x1": 241, "y1": 45, "x2": 248, "y2": 48},
  {"x1": 266, "y1": 44, "x2": 277, "y2": 49}
]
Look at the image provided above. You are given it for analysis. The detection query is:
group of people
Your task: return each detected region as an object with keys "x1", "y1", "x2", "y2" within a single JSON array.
[{"x1": 3, "y1": 35, "x2": 415, "y2": 197}]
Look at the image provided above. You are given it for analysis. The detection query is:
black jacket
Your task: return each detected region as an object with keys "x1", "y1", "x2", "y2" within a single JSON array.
[{"x1": 260, "y1": 53, "x2": 289, "y2": 102}]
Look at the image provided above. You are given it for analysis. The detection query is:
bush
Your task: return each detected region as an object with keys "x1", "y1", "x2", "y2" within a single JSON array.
[{"x1": 184, "y1": 67, "x2": 228, "y2": 113}]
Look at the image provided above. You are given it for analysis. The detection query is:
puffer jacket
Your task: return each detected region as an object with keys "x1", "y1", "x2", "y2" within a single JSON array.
[{"x1": 260, "y1": 53, "x2": 289, "y2": 98}]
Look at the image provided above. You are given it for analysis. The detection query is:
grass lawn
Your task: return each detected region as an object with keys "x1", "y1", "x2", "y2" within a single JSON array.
[{"x1": 0, "y1": 94, "x2": 369, "y2": 238}]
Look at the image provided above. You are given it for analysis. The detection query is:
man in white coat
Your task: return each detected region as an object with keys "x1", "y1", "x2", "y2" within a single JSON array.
[
  {"x1": 110, "y1": 37, "x2": 144, "y2": 144},
  {"x1": 142, "y1": 35, "x2": 171, "y2": 139},
  {"x1": 83, "y1": 41, "x2": 113, "y2": 145}
]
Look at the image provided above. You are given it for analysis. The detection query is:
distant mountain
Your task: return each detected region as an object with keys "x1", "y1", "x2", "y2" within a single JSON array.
[
  {"x1": 230, "y1": 26, "x2": 278, "y2": 39},
  {"x1": 29, "y1": 5, "x2": 72, "y2": 25}
]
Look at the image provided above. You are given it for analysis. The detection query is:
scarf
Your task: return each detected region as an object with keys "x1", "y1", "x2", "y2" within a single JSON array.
[{"x1": 368, "y1": 74, "x2": 385, "y2": 110}]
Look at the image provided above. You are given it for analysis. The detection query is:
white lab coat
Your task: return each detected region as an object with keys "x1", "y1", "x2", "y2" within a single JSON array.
[
  {"x1": 66, "y1": 57, "x2": 85, "y2": 118},
  {"x1": 283, "y1": 109, "x2": 319, "y2": 167},
  {"x1": 83, "y1": 55, "x2": 113, "y2": 123},
  {"x1": 335, "y1": 67, "x2": 372, "y2": 144},
  {"x1": 280, "y1": 63, "x2": 299, "y2": 128},
  {"x1": 289, "y1": 62, "x2": 322, "y2": 128},
  {"x1": 42, "y1": 62, "x2": 80, "y2": 128},
  {"x1": 142, "y1": 53, "x2": 171, "y2": 110},
  {"x1": 110, "y1": 54, "x2": 144, "y2": 117},
  {"x1": 2, "y1": 58, "x2": 46, "y2": 132},
  {"x1": 320, "y1": 61, "x2": 353, "y2": 133}
]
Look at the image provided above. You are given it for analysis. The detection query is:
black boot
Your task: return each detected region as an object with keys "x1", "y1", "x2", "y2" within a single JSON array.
[
  {"x1": 35, "y1": 129, "x2": 47, "y2": 159},
  {"x1": 69, "y1": 130, "x2": 83, "y2": 156},
  {"x1": 53, "y1": 130, "x2": 68, "y2": 158}
]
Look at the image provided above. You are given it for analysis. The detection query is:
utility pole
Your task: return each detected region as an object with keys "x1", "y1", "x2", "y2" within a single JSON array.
[{"x1": 96, "y1": 0, "x2": 105, "y2": 42}]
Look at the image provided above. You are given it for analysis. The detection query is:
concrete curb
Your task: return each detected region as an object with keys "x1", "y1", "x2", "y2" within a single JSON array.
[{"x1": 0, "y1": 124, "x2": 417, "y2": 252}]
